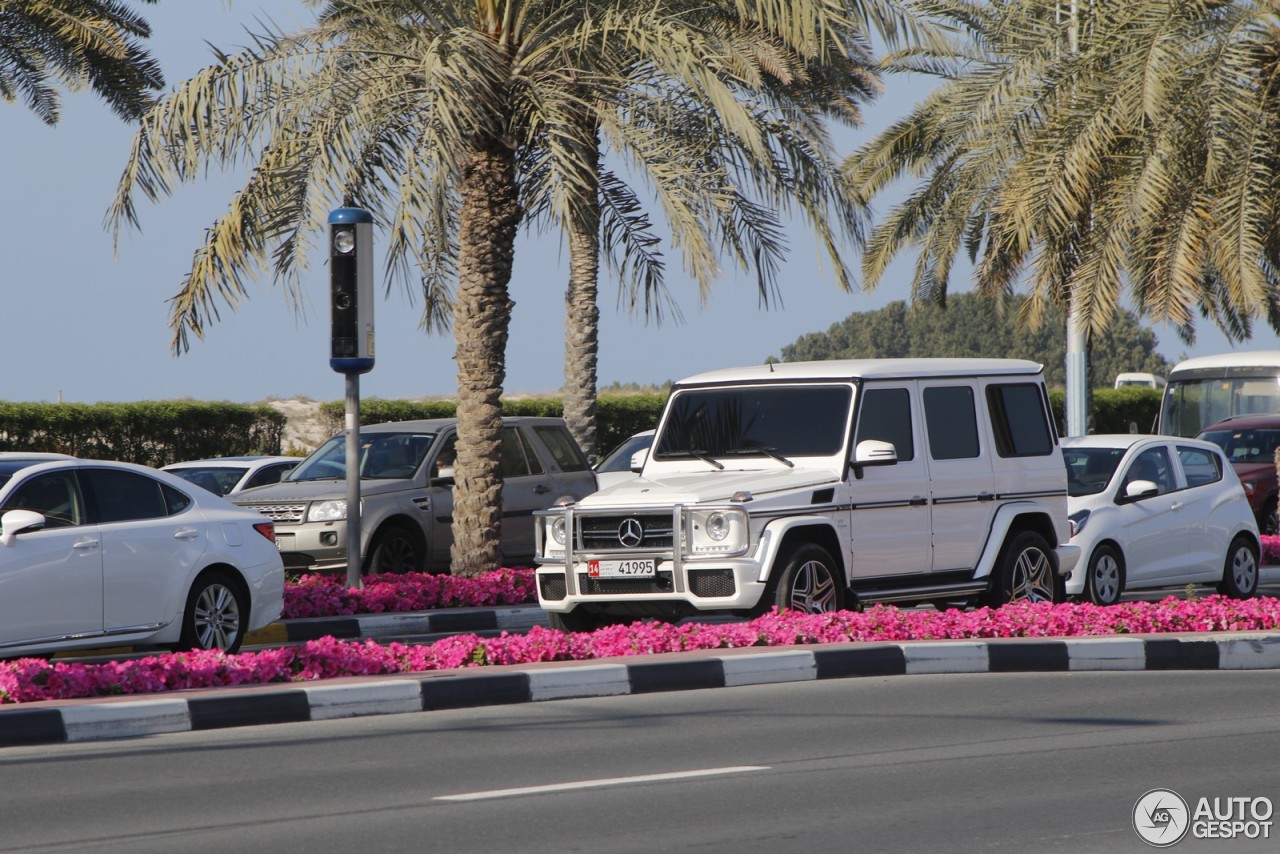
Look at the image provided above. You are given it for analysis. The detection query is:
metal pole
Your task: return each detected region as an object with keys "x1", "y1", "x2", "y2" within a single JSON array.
[
  {"x1": 1064, "y1": 0, "x2": 1088, "y2": 438},
  {"x1": 345, "y1": 372, "x2": 362, "y2": 589}
]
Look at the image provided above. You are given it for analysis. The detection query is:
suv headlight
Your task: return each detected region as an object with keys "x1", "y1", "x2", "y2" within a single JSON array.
[
  {"x1": 688, "y1": 507, "x2": 748, "y2": 555},
  {"x1": 308, "y1": 499, "x2": 348, "y2": 522},
  {"x1": 550, "y1": 515, "x2": 567, "y2": 545}
]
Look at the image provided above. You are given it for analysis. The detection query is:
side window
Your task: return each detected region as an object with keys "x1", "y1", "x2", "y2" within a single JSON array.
[
  {"x1": 532, "y1": 425, "x2": 591, "y2": 472},
  {"x1": 163, "y1": 483, "x2": 193, "y2": 515},
  {"x1": 1122, "y1": 446, "x2": 1177, "y2": 496},
  {"x1": 83, "y1": 469, "x2": 172, "y2": 523},
  {"x1": 1177, "y1": 445, "x2": 1223, "y2": 487},
  {"x1": 500, "y1": 427, "x2": 533, "y2": 478},
  {"x1": 987, "y1": 383, "x2": 1054, "y2": 457},
  {"x1": 432, "y1": 434, "x2": 458, "y2": 480},
  {"x1": 853, "y1": 387, "x2": 914, "y2": 461},
  {"x1": 246, "y1": 463, "x2": 294, "y2": 489},
  {"x1": 923, "y1": 386, "x2": 979, "y2": 460},
  {"x1": 518, "y1": 429, "x2": 545, "y2": 474},
  {"x1": 3, "y1": 472, "x2": 83, "y2": 528}
]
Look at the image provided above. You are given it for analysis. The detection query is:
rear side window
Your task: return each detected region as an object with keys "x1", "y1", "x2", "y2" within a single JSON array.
[
  {"x1": 1177, "y1": 445, "x2": 1223, "y2": 487},
  {"x1": 923, "y1": 386, "x2": 979, "y2": 459},
  {"x1": 82, "y1": 469, "x2": 190, "y2": 523},
  {"x1": 854, "y1": 387, "x2": 915, "y2": 461},
  {"x1": 532, "y1": 425, "x2": 590, "y2": 472},
  {"x1": 987, "y1": 383, "x2": 1054, "y2": 457}
]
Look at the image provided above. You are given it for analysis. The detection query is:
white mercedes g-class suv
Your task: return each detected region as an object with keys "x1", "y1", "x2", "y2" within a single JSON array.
[{"x1": 535, "y1": 358, "x2": 1080, "y2": 631}]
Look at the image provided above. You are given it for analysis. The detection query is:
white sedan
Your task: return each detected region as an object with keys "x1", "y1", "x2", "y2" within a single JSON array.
[
  {"x1": 0, "y1": 454, "x2": 284, "y2": 657},
  {"x1": 163, "y1": 455, "x2": 299, "y2": 496},
  {"x1": 1062, "y1": 435, "x2": 1260, "y2": 605}
]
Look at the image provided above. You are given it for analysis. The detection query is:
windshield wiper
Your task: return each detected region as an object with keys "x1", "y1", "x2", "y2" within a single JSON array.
[
  {"x1": 722, "y1": 446, "x2": 795, "y2": 467},
  {"x1": 675, "y1": 449, "x2": 725, "y2": 470}
]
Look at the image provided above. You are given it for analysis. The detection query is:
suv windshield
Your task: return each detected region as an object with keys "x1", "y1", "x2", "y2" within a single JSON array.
[
  {"x1": 654, "y1": 385, "x2": 852, "y2": 460},
  {"x1": 1197, "y1": 427, "x2": 1280, "y2": 465},
  {"x1": 290, "y1": 431, "x2": 437, "y2": 481},
  {"x1": 1063, "y1": 447, "x2": 1126, "y2": 496}
]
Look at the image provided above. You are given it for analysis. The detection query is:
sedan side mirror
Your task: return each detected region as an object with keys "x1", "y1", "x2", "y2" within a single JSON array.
[{"x1": 0, "y1": 509, "x2": 46, "y2": 546}]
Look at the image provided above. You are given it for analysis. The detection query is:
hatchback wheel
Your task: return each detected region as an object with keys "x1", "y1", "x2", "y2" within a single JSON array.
[
  {"x1": 178, "y1": 571, "x2": 248, "y2": 653},
  {"x1": 1218, "y1": 536, "x2": 1259, "y2": 599},
  {"x1": 1085, "y1": 544, "x2": 1125, "y2": 606}
]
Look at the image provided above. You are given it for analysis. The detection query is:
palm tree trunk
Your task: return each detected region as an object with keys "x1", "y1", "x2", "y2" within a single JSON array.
[
  {"x1": 562, "y1": 141, "x2": 602, "y2": 461},
  {"x1": 450, "y1": 137, "x2": 521, "y2": 576}
]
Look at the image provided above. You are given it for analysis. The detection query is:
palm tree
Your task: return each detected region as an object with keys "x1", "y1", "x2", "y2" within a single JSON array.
[
  {"x1": 844, "y1": 0, "x2": 1280, "y2": 347},
  {"x1": 0, "y1": 0, "x2": 163, "y2": 125},
  {"x1": 107, "y1": 0, "x2": 883, "y2": 575}
]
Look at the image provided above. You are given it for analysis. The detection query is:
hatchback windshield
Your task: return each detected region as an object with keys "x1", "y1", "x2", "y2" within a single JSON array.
[
  {"x1": 1196, "y1": 427, "x2": 1280, "y2": 465},
  {"x1": 655, "y1": 385, "x2": 852, "y2": 460},
  {"x1": 290, "y1": 431, "x2": 437, "y2": 481},
  {"x1": 1063, "y1": 447, "x2": 1127, "y2": 496}
]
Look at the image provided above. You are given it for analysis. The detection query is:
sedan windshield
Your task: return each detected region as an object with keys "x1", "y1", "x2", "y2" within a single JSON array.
[
  {"x1": 1064, "y1": 447, "x2": 1127, "y2": 496},
  {"x1": 290, "y1": 432, "x2": 436, "y2": 481},
  {"x1": 1196, "y1": 427, "x2": 1280, "y2": 465},
  {"x1": 655, "y1": 385, "x2": 852, "y2": 460}
]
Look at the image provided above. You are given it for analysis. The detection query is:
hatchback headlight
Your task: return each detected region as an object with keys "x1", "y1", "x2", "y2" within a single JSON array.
[
  {"x1": 1068, "y1": 509, "x2": 1090, "y2": 538},
  {"x1": 308, "y1": 499, "x2": 348, "y2": 522}
]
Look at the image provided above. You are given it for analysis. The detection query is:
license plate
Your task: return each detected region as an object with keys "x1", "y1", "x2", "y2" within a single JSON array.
[
  {"x1": 587, "y1": 558, "x2": 656, "y2": 578},
  {"x1": 274, "y1": 533, "x2": 294, "y2": 552}
]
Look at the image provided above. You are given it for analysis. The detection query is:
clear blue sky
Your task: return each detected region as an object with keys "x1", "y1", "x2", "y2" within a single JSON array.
[{"x1": 5, "y1": 1, "x2": 1272, "y2": 405}]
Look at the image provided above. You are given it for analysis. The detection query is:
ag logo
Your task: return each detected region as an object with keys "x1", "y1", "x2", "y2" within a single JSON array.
[{"x1": 1133, "y1": 788, "x2": 1190, "y2": 847}]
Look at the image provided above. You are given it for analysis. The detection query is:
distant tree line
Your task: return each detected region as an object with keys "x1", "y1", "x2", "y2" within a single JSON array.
[{"x1": 773, "y1": 293, "x2": 1171, "y2": 388}]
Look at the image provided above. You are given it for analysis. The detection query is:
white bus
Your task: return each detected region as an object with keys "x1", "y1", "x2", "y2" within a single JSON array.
[{"x1": 1157, "y1": 351, "x2": 1280, "y2": 437}]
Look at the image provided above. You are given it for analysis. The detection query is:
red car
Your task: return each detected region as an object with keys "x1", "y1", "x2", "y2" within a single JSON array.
[{"x1": 1197, "y1": 414, "x2": 1280, "y2": 534}]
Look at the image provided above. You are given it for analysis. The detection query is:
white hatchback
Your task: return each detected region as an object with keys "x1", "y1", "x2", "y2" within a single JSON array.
[
  {"x1": 0, "y1": 456, "x2": 285, "y2": 656},
  {"x1": 1063, "y1": 435, "x2": 1260, "y2": 605}
]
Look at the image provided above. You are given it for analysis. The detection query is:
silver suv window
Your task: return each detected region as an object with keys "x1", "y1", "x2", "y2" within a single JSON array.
[{"x1": 290, "y1": 431, "x2": 437, "y2": 481}]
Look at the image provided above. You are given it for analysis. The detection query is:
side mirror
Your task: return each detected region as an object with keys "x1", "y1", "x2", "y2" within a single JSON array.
[
  {"x1": 0, "y1": 509, "x2": 46, "y2": 546},
  {"x1": 1121, "y1": 479, "x2": 1159, "y2": 502},
  {"x1": 850, "y1": 439, "x2": 898, "y2": 479},
  {"x1": 629, "y1": 449, "x2": 648, "y2": 474}
]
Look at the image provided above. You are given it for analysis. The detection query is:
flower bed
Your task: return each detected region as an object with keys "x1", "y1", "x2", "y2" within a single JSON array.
[
  {"x1": 5, "y1": 595, "x2": 1280, "y2": 704},
  {"x1": 282, "y1": 568, "x2": 536, "y2": 618}
]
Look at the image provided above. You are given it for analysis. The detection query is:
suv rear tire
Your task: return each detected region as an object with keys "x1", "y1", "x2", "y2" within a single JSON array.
[{"x1": 985, "y1": 530, "x2": 1062, "y2": 607}]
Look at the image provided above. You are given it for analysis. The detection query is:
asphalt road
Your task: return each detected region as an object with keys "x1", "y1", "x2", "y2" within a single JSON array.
[{"x1": 3, "y1": 670, "x2": 1279, "y2": 853}]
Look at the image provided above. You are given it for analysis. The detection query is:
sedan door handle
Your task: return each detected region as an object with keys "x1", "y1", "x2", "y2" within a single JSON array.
[
  {"x1": 72, "y1": 538, "x2": 100, "y2": 551},
  {"x1": 173, "y1": 527, "x2": 201, "y2": 540}
]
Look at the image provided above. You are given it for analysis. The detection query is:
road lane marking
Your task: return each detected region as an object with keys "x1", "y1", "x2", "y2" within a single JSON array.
[{"x1": 434, "y1": 765, "x2": 771, "y2": 802}]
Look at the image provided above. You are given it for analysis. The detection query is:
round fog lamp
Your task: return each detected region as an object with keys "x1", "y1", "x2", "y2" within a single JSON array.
[
  {"x1": 334, "y1": 228, "x2": 356, "y2": 254},
  {"x1": 706, "y1": 512, "x2": 730, "y2": 541}
]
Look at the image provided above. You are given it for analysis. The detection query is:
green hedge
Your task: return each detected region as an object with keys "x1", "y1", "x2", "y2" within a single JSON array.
[
  {"x1": 0, "y1": 402, "x2": 286, "y2": 467},
  {"x1": 1047, "y1": 387, "x2": 1163, "y2": 435}
]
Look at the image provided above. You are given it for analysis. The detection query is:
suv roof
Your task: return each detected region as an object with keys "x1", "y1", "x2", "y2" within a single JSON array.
[{"x1": 675, "y1": 358, "x2": 1043, "y2": 387}]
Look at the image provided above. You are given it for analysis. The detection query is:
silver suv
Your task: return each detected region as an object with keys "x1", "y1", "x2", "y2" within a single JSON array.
[
  {"x1": 535, "y1": 358, "x2": 1080, "y2": 631},
  {"x1": 233, "y1": 417, "x2": 597, "y2": 574}
]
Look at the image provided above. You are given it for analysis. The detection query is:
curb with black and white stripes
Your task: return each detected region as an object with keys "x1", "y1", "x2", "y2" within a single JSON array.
[
  {"x1": 243, "y1": 606, "x2": 550, "y2": 646},
  {"x1": 7, "y1": 632, "x2": 1280, "y2": 748}
]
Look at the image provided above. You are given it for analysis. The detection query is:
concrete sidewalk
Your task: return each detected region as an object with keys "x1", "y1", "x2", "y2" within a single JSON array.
[{"x1": 7, "y1": 616, "x2": 1280, "y2": 749}]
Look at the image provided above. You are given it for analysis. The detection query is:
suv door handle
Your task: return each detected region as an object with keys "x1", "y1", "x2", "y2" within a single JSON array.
[
  {"x1": 978, "y1": 492, "x2": 995, "y2": 502},
  {"x1": 533, "y1": 485, "x2": 550, "y2": 495},
  {"x1": 909, "y1": 496, "x2": 927, "y2": 506}
]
